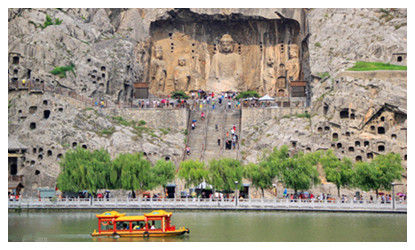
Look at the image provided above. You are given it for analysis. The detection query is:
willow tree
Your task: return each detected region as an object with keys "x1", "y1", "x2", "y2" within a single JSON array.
[
  {"x1": 111, "y1": 152, "x2": 156, "y2": 194},
  {"x1": 178, "y1": 160, "x2": 208, "y2": 188},
  {"x1": 319, "y1": 149, "x2": 354, "y2": 198},
  {"x1": 153, "y1": 159, "x2": 176, "y2": 197},
  {"x1": 354, "y1": 153, "x2": 403, "y2": 199},
  {"x1": 208, "y1": 158, "x2": 243, "y2": 192},
  {"x1": 56, "y1": 147, "x2": 112, "y2": 194},
  {"x1": 278, "y1": 151, "x2": 320, "y2": 195},
  {"x1": 243, "y1": 162, "x2": 274, "y2": 198},
  {"x1": 260, "y1": 145, "x2": 290, "y2": 176}
]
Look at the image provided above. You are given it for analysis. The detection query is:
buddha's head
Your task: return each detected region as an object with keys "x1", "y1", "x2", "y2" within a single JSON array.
[{"x1": 219, "y1": 34, "x2": 235, "y2": 53}]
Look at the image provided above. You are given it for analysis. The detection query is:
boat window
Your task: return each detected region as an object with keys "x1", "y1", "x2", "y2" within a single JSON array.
[
  {"x1": 132, "y1": 221, "x2": 145, "y2": 230},
  {"x1": 148, "y1": 220, "x2": 162, "y2": 230},
  {"x1": 101, "y1": 220, "x2": 114, "y2": 231},
  {"x1": 116, "y1": 221, "x2": 130, "y2": 230}
]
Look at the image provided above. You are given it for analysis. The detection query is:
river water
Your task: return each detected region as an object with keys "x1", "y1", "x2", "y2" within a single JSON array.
[{"x1": 8, "y1": 210, "x2": 406, "y2": 242}]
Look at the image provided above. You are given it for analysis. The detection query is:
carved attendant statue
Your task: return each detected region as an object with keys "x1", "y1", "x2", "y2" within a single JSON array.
[
  {"x1": 286, "y1": 44, "x2": 300, "y2": 82},
  {"x1": 263, "y1": 56, "x2": 277, "y2": 96},
  {"x1": 150, "y1": 45, "x2": 166, "y2": 93},
  {"x1": 173, "y1": 57, "x2": 191, "y2": 91},
  {"x1": 277, "y1": 63, "x2": 286, "y2": 89},
  {"x1": 207, "y1": 34, "x2": 243, "y2": 93}
]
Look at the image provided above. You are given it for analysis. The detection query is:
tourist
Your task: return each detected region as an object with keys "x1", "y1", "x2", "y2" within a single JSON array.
[
  {"x1": 201, "y1": 112, "x2": 205, "y2": 120},
  {"x1": 231, "y1": 128, "x2": 234, "y2": 136},
  {"x1": 215, "y1": 124, "x2": 219, "y2": 131},
  {"x1": 226, "y1": 131, "x2": 229, "y2": 137},
  {"x1": 228, "y1": 101, "x2": 231, "y2": 109},
  {"x1": 186, "y1": 146, "x2": 191, "y2": 155}
]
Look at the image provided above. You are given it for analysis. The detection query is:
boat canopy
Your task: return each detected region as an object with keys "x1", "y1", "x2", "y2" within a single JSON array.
[
  {"x1": 115, "y1": 216, "x2": 145, "y2": 221},
  {"x1": 96, "y1": 211, "x2": 125, "y2": 218},
  {"x1": 144, "y1": 210, "x2": 172, "y2": 217}
]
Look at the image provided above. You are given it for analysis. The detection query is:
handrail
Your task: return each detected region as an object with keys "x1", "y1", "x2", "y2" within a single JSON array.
[{"x1": 8, "y1": 197, "x2": 407, "y2": 211}]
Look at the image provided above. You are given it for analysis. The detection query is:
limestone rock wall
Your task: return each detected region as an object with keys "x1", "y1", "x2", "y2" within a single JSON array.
[
  {"x1": 8, "y1": 8, "x2": 407, "y2": 194},
  {"x1": 308, "y1": 8, "x2": 407, "y2": 77}
]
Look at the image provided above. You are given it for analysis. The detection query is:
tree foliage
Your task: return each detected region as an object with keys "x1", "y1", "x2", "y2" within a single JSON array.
[
  {"x1": 153, "y1": 160, "x2": 176, "y2": 195},
  {"x1": 208, "y1": 158, "x2": 243, "y2": 191},
  {"x1": 170, "y1": 91, "x2": 190, "y2": 99},
  {"x1": 278, "y1": 151, "x2": 320, "y2": 194},
  {"x1": 178, "y1": 160, "x2": 208, "y2": 188},
  {"x1": 243, "y1": 162, "x2": 274, "y2": 198},
  {"x1": 354, "y1": 153, "x2": 403, "y2": 198},
  {"x1": 319, "y1": 150, "x2": 354, "y2": 197},
  {"x1": 235, "y1": 90, "x2": 260, "y2": 100},
  {"x1": 56, "y1": 147, "x2": 112, "y2": 193},
  {"x1": 111, "y1": 152, "x2": 155, "y2": 192}
]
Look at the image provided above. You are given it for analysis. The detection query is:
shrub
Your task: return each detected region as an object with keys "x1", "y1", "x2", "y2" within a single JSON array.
[
  {"x1": 347, "y1": 61, "x2": 407, "y2": 71},
  {"x1": 235, "y1": 90, "x2": 260, "y2": 99},
  {"x1": 50, "y1": 63, "x2": 75, "y2": 78},
  {"x1": 171, "y1": 91, "x2": 190, "y2": 99}
]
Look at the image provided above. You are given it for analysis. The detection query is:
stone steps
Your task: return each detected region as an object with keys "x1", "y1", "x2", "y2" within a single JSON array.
[{"x1": 184, "y1": 103, "x2": 242, "y2": 162}]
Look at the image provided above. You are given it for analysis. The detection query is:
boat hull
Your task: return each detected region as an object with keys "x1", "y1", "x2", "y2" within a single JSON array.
[{"x1": 91, "y1": 228, "x2": 189, "y2": 238}]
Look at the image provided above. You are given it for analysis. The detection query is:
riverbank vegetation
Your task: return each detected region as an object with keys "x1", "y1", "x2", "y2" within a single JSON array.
[{"x1": 56, "y1": 146, "x2": 403, "y2": 199}]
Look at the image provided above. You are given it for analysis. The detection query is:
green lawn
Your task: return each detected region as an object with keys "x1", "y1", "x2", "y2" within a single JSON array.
[{"x1": 347, "y1": 61, "x2": 407, "y2": 71}]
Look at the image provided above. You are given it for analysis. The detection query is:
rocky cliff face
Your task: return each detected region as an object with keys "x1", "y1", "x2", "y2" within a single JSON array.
[
  {"x1": 308, "y1": 8, "x2": 407, "y2": 76},
  {"x1": 8, "y1": 8, "x2": 407, "y2": 194}
]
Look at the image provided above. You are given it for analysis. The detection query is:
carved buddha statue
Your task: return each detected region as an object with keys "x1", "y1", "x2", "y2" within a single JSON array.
[{"x1": 207, "y1": 34, "x2": 243, "y2": 93}]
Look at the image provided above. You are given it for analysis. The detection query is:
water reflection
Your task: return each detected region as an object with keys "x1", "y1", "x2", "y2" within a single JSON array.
[{"x1": 8, "y1": 210, "x2": 406, "y2": 242}]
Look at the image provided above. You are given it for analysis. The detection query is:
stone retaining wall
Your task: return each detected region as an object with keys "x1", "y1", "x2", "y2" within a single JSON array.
[
  {"x1": 337, "y1": 70, "x2": 407, "y2": 80},
  {"x1": 107, "y1": 108, "x2": 189, "y2": 131},
  {"x1": 241, "y1": 107, "x2": 311, "y2": 128}
]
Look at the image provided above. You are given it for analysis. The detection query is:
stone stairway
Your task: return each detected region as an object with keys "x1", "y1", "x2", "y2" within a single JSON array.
[
  {"x1": 184, "y1": 99, "x2": 241, "y2": 162},
  {"x1": 203, "y1": 109, "x2": 225, "y2": 161},
  {"x1": 185, "y1": 109, "x2": 208, "y2": 161},
  {"x1": 220, "y1": 109, "x2": 241, "y2": 159}
]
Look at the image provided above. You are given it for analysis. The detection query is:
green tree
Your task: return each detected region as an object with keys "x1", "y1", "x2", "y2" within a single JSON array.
[
  {"x1": 260, "y1": 145, "x2": 290, "y2": 176},
  {"x1": 208, "y1": 158, "x2": 243, "y2": 192},
  {"x1": 56, "y1": 147, "x2": 112, "y2": 194},
  {"x1": 278, "y1": 151, "x2": 320, "y2": 195},
  {"x1": 170, "y1": 91, "x2": 190, "y2": 99},
  {"x1": 319, "y1": 150, "x2": 354, "y2": 198},
  {"x1": 243, "y1": 162, "x2": 274, "y2": 198},
  {"x1": 153, "y1": 160, "x2": 176, "y2": 197},
  {"x1": 111, "y1": 152, "x2": 156, "y2": 194},
  {"x1": 354, "y1": 153, "x2": 403, "y2": 199},
  {"x1": 235, "y1": 90, "x2": 260, "y2": 100},
  {"x1": 177, "y1": 160, "x2": 208, "y2": 188}
]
